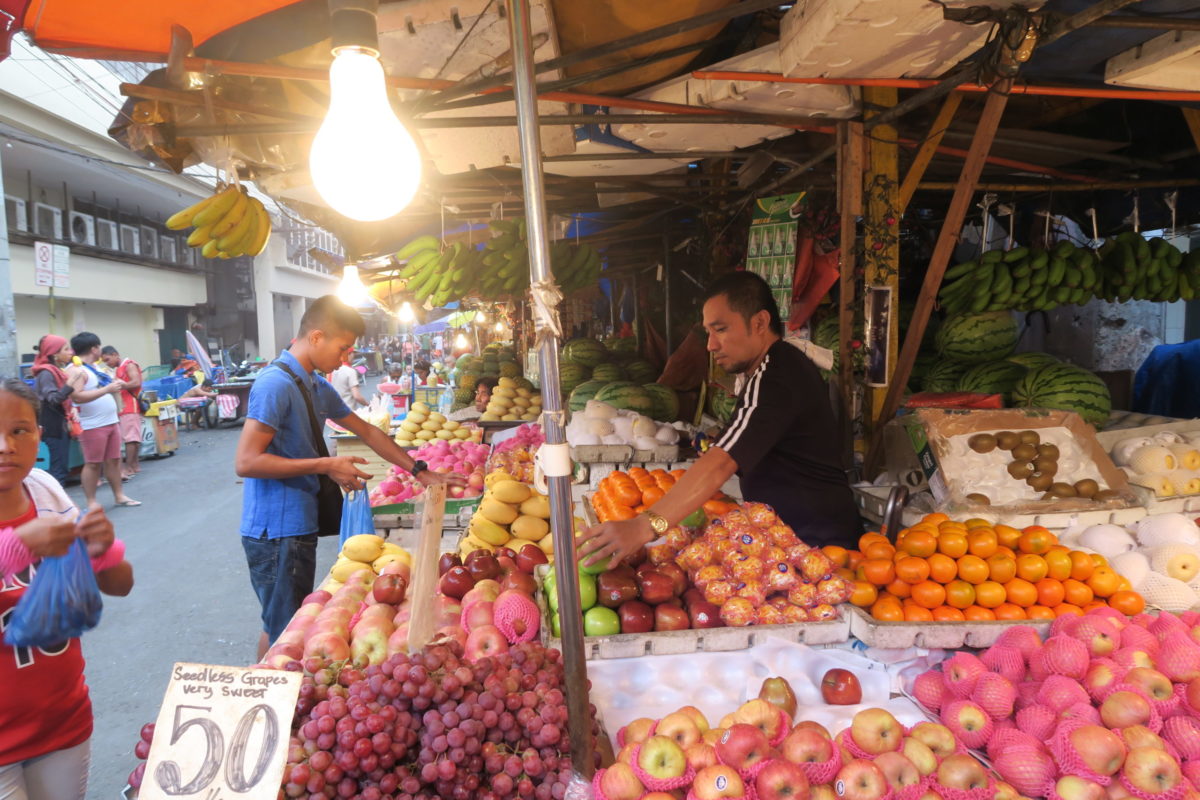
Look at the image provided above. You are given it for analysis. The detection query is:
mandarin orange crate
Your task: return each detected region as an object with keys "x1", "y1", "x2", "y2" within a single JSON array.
[{"x1": 838, "y1": 514, "x2": 1145, "y2": 647}]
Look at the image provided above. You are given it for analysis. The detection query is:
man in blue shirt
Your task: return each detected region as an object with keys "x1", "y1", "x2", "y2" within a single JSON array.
[{"x1": 235, "y1": 295, "x2": 462, "y2": 658}]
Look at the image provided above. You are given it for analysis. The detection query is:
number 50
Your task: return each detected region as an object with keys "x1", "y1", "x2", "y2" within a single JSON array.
[{"x1": 153, "y1": 703, "x2": 279, "y2": 795}]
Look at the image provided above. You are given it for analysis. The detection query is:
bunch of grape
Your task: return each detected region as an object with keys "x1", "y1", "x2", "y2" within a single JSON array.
[{"x1": 283, "y1": 640, "x2": 596, "y2": 800}]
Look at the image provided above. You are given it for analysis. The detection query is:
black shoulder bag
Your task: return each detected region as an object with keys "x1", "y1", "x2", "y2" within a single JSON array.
[{"x1": 275, "y1": 361, "x2": 343, "y2": 537}]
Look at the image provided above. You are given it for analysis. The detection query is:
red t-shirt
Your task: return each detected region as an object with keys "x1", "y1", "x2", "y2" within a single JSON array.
[{"x1": 0, "y1": 498, "x2": 93, "y2": 766}]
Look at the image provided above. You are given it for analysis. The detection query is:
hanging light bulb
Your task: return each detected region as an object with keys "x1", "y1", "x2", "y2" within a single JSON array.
[
  {"x1": 494, "y1": 321, "x2": 504, "y2": 334},
  {"x1": 455, "y1": 332, "x2": 469, "y2": 349},
  {"x1": 310, "y1": 1, "x2": 421, "y2": 222},
  {"x1": 337, "y1": 263, "x2": 373, "y2": 307},
  {"x1": 397, "y1": 302, "x2": 415, "y2": 323},
  {"x1": 474, "y1": 309, "x2": 487, "y2": 324}
]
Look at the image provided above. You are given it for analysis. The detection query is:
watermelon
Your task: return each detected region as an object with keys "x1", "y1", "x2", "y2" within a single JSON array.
[
  {"x1": 812, "y1": 317, "x2": 839, "y2": 351},
  {"x1": 1006, "y1": 351, "x2": 1060, "y2": 370},
  {"x1": 921, "y1": 360, "x2": 971, "y2": 393},
  {"x1": 499, "y1": 361, "x2": 521, "y2": 378},
  {"x1": 1012, "y1": 363, "x2": 1111, "y2": 426},
  {"x1": 956, "y1": 361, "x2": 1028, "y2": 403},
  {"x1": 934, "y1": 312, "x2": 1019, "y2": 363},
  {"x1": 625, "y1": 360, "x2": 658, "y2": 384},
  {"x1": 642, "y1": 384, "x2": 680, "y2": 421},
  {"x1": 594, "y1": 383, "x2": 654, "y2": 415},
  {"x1": 707, "y1": 386, "x2": 736, "y2": 423},
  {"x1": 563, "y1": 338, "x2": 608, "y2": 368},
  {"x1": 559, "y1": 363, "x2": 590, "y2": 395},
  {"x1": 512, "y1": 377, "x2": 534, "y2": 392},
  {"x1": 568, "y1": 380, "x2": 608, "y2": 413},
  {"x1": 591, "y1": 363, "x2": 626, "y2": 382},
  {"x1": 455, "y1": 354, "x2": 473, "y2": 370}
]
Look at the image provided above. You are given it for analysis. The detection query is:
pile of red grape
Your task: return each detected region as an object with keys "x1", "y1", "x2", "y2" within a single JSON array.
[{"x1": 285, "y1": 640, "x2": 595, "y2": 800}]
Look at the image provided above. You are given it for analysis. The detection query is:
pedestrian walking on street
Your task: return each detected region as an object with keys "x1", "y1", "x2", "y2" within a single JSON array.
[
  {"x1": 66, "y1": 333, "x2": 140, "y2": 510},
  {"x1": 235, "y1": 296, "x2": 466, "y2": 660},
  {"x1": 30, "y1": 335, "x2": 75, "y2": 484},
  {"x1": 100, "y1": 346, "x2": 143, "y2": 480},
  {"x1": 0, "y1": 378, "x2": 134, "y2": 800}
]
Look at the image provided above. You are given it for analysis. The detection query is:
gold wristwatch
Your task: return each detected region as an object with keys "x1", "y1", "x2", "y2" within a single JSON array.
[{"x1": 644, "y1": 510, "x2": 670, "y2": 535}]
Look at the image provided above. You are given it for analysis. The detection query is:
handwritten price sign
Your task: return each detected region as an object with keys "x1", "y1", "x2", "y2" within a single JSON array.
[{"x1": 139, "y1": 663, "x2": 300, "y2": 799}]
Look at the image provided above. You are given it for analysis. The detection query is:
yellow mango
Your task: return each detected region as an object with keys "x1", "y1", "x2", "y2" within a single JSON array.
[
  {"x1": 485, "y1": 471, "x2": 516, "y2": 487},
  {"x1": 470, "y1": 516, "x2": 512, "y2": 546},
  {"x1": 331, "y1": 559, "x2": 374, "y2": 583},
  {"x1": 479, "y1": 498, "x2": 519, "y2": 526},
  {"x1": 537, "y1": 533, "x2": 554, "y2": 556},
  {"x1": 492, "y1": 480, "x2": 531, "y2": 505},
  {"x1": 519, "y1": 493, "x2": 551, "y2": 519},
  {"x1": 511, "y1": 515, "x2": 549, "y2": 541},
  {"x1": 341, "y1": 533, "x2": 385, "y2": 562}
]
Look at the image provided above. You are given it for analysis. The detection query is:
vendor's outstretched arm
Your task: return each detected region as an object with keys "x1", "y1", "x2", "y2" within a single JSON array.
[
  {"x1": 337, "y1": 412, "x2": 466, "y2": 488},
  {"x1": 576, "y1": 446, "x2": 739, "y2": 569},
  {"x1": 235, "y1": 419, "x2": 371, "y2": 490}
]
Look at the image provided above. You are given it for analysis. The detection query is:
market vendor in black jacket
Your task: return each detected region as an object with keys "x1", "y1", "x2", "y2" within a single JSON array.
[{"x1": 578, "y1": 271, "x2": 860, "y2": 568}]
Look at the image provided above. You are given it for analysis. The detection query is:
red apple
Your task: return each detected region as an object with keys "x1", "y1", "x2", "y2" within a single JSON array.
[
  {"x1": 693, "y1": 765, "x2": 746, "y2": 800},
  {"x1": 621, "y1": 718, "x2": 656, "y2": 747},
  {"x1": 835, "y1": 759, "x2": 888, "y2": 800},
  {"x1": 1055, "y1": 776, "x2": 1107, "y2": 800},
  {"x1": 656, "y1": 604, "x2": 691, "y2": 632},
  {"x1": 686, "y1": 743, "x2": 720, "y2": 772},
  {"x1": 873, "y1": 752, "x2": 921, "y2": 791},
  {"x1": 438, "y1": 552, "x2": 461, "y2": 576},
  {"x1": 1100, "y1": 691, "x2": 1152, "y2": 729},
  {"x1": 515, "y1": 543, "x2": 549, "y2": 573},
  {"x1": 463, "y1": 624, "x2": 508, "y2": 660},
  {"x1": 499, "y1": 570, "x2": 537, "y2": 596},
  {"x1": 599, "y1": 763, "x2": 644, "y2": 800},
  {"x1": 716, "y1": 724, "x2": 771, "y2": 771},
  {"x1": 821, "y1": 669, "x2": 862, "y2": 705},
  {"x1": 936, "y1": 754, "x2": 988, "y2": 791},
  {"x1": 756, "y1": 759, "x2": 811, "y2": 800},
  {"x1": 495, "y1": 555, "x2": 518, "y2": 575},
  {"x1": 658, "y1": 562, "x2": 689, "y2": 597},
  {"x1": 372, "y1": 573, "x2": 407, "y2": 605},
  {"x1": 780, "y1": 728, "x2": 833, "y2": 764},
  {"x1": 301, "y1": 589, "x2": 332, "y2": 605},
  {"x1": 1068, "y1": 725, "x2": 1126, "y2": 777},
  {"x1": 1125, "y1": 668, "x2": 1174, "y2": 702},
  {"x1": 466, "y1": 553, "x2": 501, "y2": 582},
  {"x1": 849, "y1": 709, "x2": 901, "y2": 755},
  {"x1": 690, "y1": 600, "x2": 724, "y2": 628},
  {"x1": 599, "y1": 572, "x2": 640, "y2": 609},
  {"x1": 438, "y1": 566, "x2": 475, "y2": 599},
  {"x1": 494, "y1": 546, "x2": 517, "y2": 561},
  {"x1": 1121, "y1": 747, "x2": 1182, "y2": 795},
  {"x1": 659, "y1": 712, "x2": 703, "y2": 750},
  {"x1": 618, "y1": 600, "x2": 655, "y2": 634},
  {"x1": 638, "y1": 570, "x2": 676, "y2": 605}
]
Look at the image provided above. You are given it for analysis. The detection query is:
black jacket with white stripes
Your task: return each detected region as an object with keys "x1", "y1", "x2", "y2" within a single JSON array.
[{"x1": 715, "y1": 339, "x2": 859, "y2": 547}]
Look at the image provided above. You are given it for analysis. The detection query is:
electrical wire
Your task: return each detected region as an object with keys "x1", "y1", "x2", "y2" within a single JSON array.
[{"x1": 430, "y1": 0, "x2": 497, "y2": 83}]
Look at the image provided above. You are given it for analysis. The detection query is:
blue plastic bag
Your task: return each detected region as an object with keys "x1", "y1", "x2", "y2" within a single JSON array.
[
  {"x1": 5, "y1": 538, "x2": 103, "y2": 648},
  {"x1": 339, "y1": 490, "x2": 375, "y2": 547}
]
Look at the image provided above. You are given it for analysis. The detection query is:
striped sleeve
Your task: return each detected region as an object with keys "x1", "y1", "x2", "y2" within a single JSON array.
[{"x1": 714, "y1": 354, "x2": 801, "y2": 473}]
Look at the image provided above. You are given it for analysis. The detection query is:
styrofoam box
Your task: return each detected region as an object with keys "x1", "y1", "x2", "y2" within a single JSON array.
[
  {"x1": 780, "y1": 0, "x2": 1043, "y2": 79},
  {"x1": 847, "y1": 605, "x2": 1052, "y2": 649},
  {"x1": 1096, "y1": 418, "x2": 1200, "y2": 513},
  {"x1": 377, "y1": 0, "x2": 575, "y2": 173},
  {"x1": 1106, "y1": 29, "x2": 1200, "y2": 91},
  {"x1": 611, "y1": 43, "x2": 857, "y2": 152}
]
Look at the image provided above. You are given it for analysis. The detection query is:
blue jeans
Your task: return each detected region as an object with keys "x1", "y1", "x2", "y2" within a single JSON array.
[
  {"x1": 241, "y1": 532, "x2": 318, "y2": 641},
  {"x1": 43, "y1": 432, "x2": 70, "y2": 485}
]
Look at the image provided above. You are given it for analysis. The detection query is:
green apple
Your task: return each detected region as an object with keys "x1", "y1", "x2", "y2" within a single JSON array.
[
  {"x1": 551, "y1": 612, "x2": 561, "y2": 638},
  {"x1": 580, "y1": 553, "x2": 608, "y2": 576},
  {"x1": 545, "y1": 579, "x2": 559, "y2": 611},
  {"x1": 583, "y1": 606, "x2": 620, "y2": 636},
  {"x1": 578, "y1": 570, "x2": 597, "y2": 610},
  {"x1": 682, "y1": 509, "x2": 706, "y2": 528}
]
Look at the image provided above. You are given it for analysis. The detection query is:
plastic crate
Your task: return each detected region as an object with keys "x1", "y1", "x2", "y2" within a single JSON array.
[{"x1": 413, "y1": 387, "x2": 444, "y2": 407}]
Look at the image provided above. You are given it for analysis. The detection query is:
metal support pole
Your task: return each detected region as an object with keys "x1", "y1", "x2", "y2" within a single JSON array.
[{"x1": 505, "y1": 0, "x2": 594, "y2": 779}]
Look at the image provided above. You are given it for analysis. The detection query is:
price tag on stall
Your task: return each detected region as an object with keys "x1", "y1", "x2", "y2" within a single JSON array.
[{"x1": 139, "y1": 662, "x2": 301, "y2": 799}]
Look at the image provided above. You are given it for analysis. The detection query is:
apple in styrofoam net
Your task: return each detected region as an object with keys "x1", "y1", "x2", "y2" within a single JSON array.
[
  {"x1": 638, "y1": 736, "x2": 688, "y2": 780},
  {"x1": 755, "y1": 759, "x2": 811, "y2": 800},
  {"x1": 1121, "y1": 747, "x2": 1183, "y2": 795},
  {"x1": 874, "y1": 752, "x2": 921, "y2": 791},
  {"x1": 935, "y1": 754, "x2": 989, "y2": 791},
  {"x1": 599, "y1": 763, "x2": 645, "y2": 800},
  {"x1": 850, "y1": 709, "x2": 904, "y2": 755},
  {"x1": 835, "y1": 759, "x2": 889, "y2": 800},
  {"x1": 692, "y1": 765, "x2": 745, "y2": 800},
  {"x1": 1054, "y1": 776, "x2": 1108, "y2": 800}
]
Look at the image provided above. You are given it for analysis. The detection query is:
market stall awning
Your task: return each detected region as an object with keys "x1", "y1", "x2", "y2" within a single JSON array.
[{"x1": 0, "y1": 0, "x2": 304, "y2": 59}]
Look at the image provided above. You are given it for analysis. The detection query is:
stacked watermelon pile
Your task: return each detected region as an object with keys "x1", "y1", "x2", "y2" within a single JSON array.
[
  {"x1": 559, "y1": 338, "x2": 680, "y2": 422},
  {"x1": 925, "y1": 312, "x2": 1111, "y2": 426}
]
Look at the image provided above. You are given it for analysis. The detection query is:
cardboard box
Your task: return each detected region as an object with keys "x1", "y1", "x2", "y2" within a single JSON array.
[{"x1": 889, "y1": 408, "x2": 1137, "y2": 515}]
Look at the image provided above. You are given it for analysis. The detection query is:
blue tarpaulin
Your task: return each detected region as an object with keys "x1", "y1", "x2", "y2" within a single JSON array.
[{"x1": 1133, "y1": 340, "x2": 1200, "y2": 419}]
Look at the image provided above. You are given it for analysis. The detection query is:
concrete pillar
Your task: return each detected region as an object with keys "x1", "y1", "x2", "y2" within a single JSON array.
[
  {"x1": 0, "y1": 149, "x2": 18, "y2": 377},
  {"x1": 253, "y1": 237, "x2": 279, "y2": 358}
]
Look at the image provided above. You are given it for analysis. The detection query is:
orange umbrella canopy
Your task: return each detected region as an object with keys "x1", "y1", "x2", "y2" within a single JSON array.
[{"x1": 12, "y1": 0, "x2": 304, "y2": 58}]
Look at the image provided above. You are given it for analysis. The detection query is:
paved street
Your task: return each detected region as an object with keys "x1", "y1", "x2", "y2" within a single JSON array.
[{"x1": 66, "y1": 393, "x2": 377, "y2": 797}]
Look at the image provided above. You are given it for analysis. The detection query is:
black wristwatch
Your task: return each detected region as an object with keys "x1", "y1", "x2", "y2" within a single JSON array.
[{"x1": 410, "y1": 460, "x2": 428, "y2": 477}]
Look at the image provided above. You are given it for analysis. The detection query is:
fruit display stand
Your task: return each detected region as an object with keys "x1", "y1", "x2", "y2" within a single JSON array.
[
  {"x1": 845, "y1": 604, "x2": 1052, "y2": 649},
  {"x1": 1094, "y1": 418, "x2": 1200, "y2": 514}
]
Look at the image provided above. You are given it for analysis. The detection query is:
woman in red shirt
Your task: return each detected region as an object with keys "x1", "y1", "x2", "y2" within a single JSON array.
[{"x1": 0, "y1": 378, "x2": 133, "y2": 799}]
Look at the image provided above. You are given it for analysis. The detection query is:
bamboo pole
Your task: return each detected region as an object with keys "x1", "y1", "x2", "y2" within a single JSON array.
[
  {"x1": 865, "y1": 80, "x2": 1014, "y2": 478},
  {"x1": 837, "y1": 122, "x2": 865, "y2": 434}
]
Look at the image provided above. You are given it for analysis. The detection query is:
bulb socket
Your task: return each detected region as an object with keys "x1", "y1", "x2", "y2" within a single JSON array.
[{"x1": 329, "y1": 0, "x2": 380, "y2": 54}]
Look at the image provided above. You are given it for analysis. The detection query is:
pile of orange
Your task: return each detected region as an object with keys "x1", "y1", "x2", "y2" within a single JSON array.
[{"x1": 824, "y1": 513, "x2": 1146, "y2": 623}]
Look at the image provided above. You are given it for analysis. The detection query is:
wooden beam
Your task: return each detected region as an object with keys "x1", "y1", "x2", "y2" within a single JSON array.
[
  {"x1": 898, "y1": 93, "x2": 962, "y2": 213},
  {"x1": 862, "y1": 87, "x2": 901, "y2": 431},
  {"x1": 865, "y1": 79, "x2": 1013, "y2": 478},
  {"x1": 837, "y1": 121, "x2": 865, "y2": 436},
  {"x1": 1182, "y1": 107, "x2": 1200, "y2": 153},
  {"x1": 917, "y1": 178, "x2": 1200, "y2": 192}
]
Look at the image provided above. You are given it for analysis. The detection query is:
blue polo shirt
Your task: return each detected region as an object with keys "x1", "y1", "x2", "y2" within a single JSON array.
[{"x1": 239, "y1": 350, "x2": 351, "y2": 539}]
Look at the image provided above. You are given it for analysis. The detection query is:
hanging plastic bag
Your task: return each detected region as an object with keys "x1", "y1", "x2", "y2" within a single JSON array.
[
  {"x1": 339, "y1": 490, "x2": 375, "y2": 547},
  {"x1": 5, "y1": 538, "x2": 103, "y2": 648}
]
